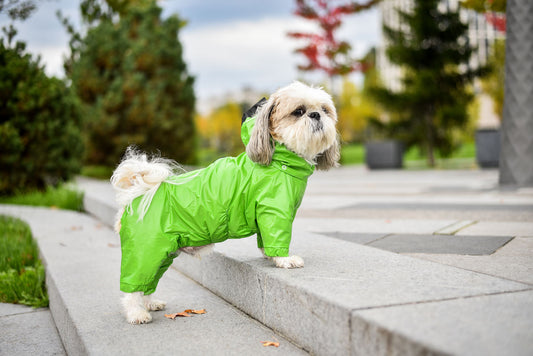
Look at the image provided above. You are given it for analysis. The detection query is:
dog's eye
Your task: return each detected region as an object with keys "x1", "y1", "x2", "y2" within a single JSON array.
[
  {"x1": 322, "y1": 106, "x2": 330, "y2": 115},
  {"x1": 292, "y1": 107, "x2": 305, "y2": 117}
]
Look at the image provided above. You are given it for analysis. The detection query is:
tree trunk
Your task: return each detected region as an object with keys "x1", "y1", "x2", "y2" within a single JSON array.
[
  {"x1": 499, "y1": 0, "x2": 533, "y2": 187},
  {"x1": 424, "y1": 109, "x2": 436, "y2": 167}
]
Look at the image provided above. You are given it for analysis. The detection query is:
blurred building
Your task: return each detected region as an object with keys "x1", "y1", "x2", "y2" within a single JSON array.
[{"x1": 377, "y1": 0, "x2": 505, "y2": 114}]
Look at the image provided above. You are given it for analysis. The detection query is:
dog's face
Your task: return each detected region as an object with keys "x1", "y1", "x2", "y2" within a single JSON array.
[{"x1": 246, "y1": 82, "x2": 339, "y2": 170}]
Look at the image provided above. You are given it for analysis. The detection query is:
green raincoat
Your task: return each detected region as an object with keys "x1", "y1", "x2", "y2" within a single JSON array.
[{"x1": 119, "y1": 116, "x2": 315, "y2": 294}]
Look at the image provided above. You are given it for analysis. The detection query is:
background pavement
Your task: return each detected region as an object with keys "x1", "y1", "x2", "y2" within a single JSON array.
[{"x1": 297, "y1": 167, "x2": 533, "y2": 287}]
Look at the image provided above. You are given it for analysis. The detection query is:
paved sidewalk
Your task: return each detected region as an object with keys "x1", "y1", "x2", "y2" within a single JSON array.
[
  {"x1": 298, "y1": 168, "x2": 533, "y2": 286},
  {"x1": 0, "y1": 303, "x2": 65, "y2": 355}
]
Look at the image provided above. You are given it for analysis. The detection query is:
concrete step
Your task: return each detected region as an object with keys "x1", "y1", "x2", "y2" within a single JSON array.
[
  {"x1": 0, "y1": 303, "x2": 65, "y2": 355},
  {"x1": 0, "y1": 205, "x2": 307, "y2": 355},
  {"x1": 79, "y1": 178, "x2": 533, "y2": 356}
]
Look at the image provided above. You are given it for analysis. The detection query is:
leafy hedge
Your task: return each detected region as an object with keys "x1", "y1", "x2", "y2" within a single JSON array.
[{"x1": 0, "y1": 38, "x2": 84, "y2": 195}]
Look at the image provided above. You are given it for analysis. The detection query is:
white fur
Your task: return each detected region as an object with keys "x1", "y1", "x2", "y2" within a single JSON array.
[
  {"x1": 247, "y1": 81, "x2": 339, "y2": 169},
  {"x1": 272, "y1": 255, "x2": 305, "y2": 269},
  {"x1": 260, "y1": 248, "x2": 304, "y2": 268},
  {"x1": 179, "y1": 244, "x2": 214, "y2": 258},
  {"x1": 122, "y1": 292, "x2": 152, "y2": 324},
  {"x1": 112, "y1": 82, "x2": 338, "y2": 324},
  {"x1": 110, "y1": 146, "x2": 184, "y2": 221},
  {"x1": 271, "y1": 82, "x2": 337, "y2": 163}
]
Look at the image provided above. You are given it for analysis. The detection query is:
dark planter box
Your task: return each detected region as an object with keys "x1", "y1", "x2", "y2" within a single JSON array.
[
  {"x1": 365, "y1": 140, "x2": 404, "y2": 169},
  {"x1": 476, "y1": 129, "x2": 500, "y2": 168}
]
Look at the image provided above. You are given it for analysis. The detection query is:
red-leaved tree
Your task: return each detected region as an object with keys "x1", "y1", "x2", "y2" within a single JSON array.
[
  {"x1": 461, "y1": 0, "x2": 506, "y2": 32},
  {"x1": 288, "y1": 0, "x2": 380, "y2": 92}
]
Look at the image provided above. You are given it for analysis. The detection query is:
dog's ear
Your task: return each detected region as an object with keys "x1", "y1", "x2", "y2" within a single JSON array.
[
  {"x1": 316, "y1": 135, "x2": 340, "y2": 171},
  {"x1": 246, "y1": 99, "x2": 275, "y2": 165}
]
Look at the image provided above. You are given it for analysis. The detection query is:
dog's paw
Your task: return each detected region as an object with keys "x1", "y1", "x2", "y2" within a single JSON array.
[
  {"x1": 272, "y1": 255, "x2": 304, "y2": 269},
  {"x1": 144, "y1": 298, "x2": 166, "y2": 311},
  {"x1": 126, "y1": 308, "x2": 152, "y2": 325}
]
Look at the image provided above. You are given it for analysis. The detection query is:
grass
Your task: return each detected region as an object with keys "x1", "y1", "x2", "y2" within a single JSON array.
[
  {"x1": 340, "y1": 144, "x2": 365, "y2": 165},
  {"x1": 81, "y1": 165, "x2": 115, "y2": 180},
  {"x1": 0, "y1": 184, "x2": 83, "y2": 307},
  {"x1": 0, "y1": 215, "x2": 48, "y2": 308},
  {"x1": 0, "y1": 184, "x2": 84, "y2": 211},
  {"x1": 341, "y1": 142, "x2": 477, "y2": 169}
]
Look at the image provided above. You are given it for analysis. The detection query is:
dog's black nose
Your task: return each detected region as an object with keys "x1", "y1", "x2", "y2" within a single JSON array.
[{"x1": 309, "y1": 112, "x2": 320, "y2": 121}]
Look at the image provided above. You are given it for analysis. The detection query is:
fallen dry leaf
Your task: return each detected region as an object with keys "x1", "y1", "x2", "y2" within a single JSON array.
[
  {"x1": 164, "y1": 312, "x2": 191, "y2": 319},
  {"x1": 165, "y1": 308, "x2": 207, "y2": 320},
  {"x1": 184, "y1": 309, "x2": 206, "y2": 314},
  {"x1": 261, "y1": 341, "x2": 280, "y2": 347}
]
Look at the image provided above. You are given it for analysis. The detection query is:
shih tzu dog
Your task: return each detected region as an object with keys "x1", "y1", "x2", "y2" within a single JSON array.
[{"x1": 111, "y1": 81, "x2": 339, "y2": 324}]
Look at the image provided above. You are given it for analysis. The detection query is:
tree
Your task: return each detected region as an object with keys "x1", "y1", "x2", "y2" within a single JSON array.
[
  {"x1": 61, "y1": 0, "x2": 196, "y2": 166},
  {"x1": 0, "y1": 30, "x2": 83, "y2": 194},
  {"x1": 460, "y1": 0, "x2": 506, "y2": 120},
  {"x1": 481, "y1": 39, "x2": 505, "y2": 119},
  {"x1": 0, "y1": 0, "x2": 39, "y2": 21},
  {"x1": 336, "y1": 47, "x2": 383, "y2": 143},
  {"x1": 369, "y1": 0, "x2": 485, "y2": 167},
  {"x1": 461, "y1": 0, "x2": 506, "y2": 32},
  {"x1": 498, "y1": 0, "x2": 533, "y2": 187},
  {"x1": 287, "y1": 0, "x2": 380, "y2": 93},
  {"x1": 196, "y1": 102, "x2": 244, "y2": 158}
]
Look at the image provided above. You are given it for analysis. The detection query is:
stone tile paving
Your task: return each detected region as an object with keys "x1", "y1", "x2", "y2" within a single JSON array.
[
  {"x1": 0, "y1": 304, "x2": 65, "y2": 356},
  {"x1": 367, "y1": 234, "x2": 514, "y2": 255},
  {"x1": 406, "y1": 236, "x2": 533, "y2": 285},
  {"x1": 323, "y1": 232, "x2": 514, "y2": 255}
]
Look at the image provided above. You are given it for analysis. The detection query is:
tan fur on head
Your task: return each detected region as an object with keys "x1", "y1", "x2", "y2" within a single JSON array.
[{"x1": 246, "y1": 81, "x2": 339, "y2": 170}]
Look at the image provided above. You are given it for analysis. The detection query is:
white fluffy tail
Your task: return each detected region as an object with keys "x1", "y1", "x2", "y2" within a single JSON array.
[{"x1": 111, "y1": 146, "x2": 183, "y2": 220}]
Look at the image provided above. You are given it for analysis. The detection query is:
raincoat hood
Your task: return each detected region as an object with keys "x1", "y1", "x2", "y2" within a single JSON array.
[{"x1": 241, "y1": 115, "x2": 315, "y2": 180}]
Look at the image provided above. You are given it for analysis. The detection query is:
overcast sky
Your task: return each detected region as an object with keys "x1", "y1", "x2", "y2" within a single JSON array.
[{"x1": 1, "y1": 0, "x2": 380, "y2": 107}]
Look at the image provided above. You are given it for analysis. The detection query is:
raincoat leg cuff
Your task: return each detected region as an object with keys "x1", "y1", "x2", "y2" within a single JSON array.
[
  {"x1": 263, "y1": 247, "x2": 289, "y2": 257},
  {"x1": 120, "y1": 282, "x2": 156, "y2": 295}
]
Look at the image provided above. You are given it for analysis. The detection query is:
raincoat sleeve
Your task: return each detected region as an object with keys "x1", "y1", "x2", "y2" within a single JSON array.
[{"x1": 255, "y1": 201, "x2": 294, "y2": 257}]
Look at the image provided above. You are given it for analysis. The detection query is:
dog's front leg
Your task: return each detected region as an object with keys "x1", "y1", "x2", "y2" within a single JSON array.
[
  {"x1": 122, "y1": 292, "x2": 152, "y2": 324},
  {"x1": 272, "y1": 255, "x2": 304, "y2": 268},
  {"x1": 260, "y1": 248, "x2": 304, "y2": 268}
]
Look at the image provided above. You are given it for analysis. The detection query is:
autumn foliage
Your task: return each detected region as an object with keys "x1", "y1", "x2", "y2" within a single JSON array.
[
  {"x1": 195, "y1": 102, "x2": 246, "y2": 163},
  {"x1": 461, "y1": 0, "x2": 506, "y2": 32},
  {"x1": 288, "y1": 0, "x2": 380, "y2": 78}
]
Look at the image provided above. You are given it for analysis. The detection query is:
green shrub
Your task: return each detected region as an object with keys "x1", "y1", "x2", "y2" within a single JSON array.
[
  {"x1": 0, "y1": 215, "x2": 48, "y2": 308},
  {"x1": 0, "y1": 37, "x2": 84, "y2": 195}
]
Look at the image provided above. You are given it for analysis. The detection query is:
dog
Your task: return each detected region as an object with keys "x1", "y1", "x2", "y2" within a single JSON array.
[{"x1": 111, "y1": 81, "x2": 339, "y2": 324}]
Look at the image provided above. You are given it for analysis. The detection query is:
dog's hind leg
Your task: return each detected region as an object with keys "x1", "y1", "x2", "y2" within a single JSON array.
[
  {"x1": 122, "y1": 292, "x2": 152, "y2": 324},
  {"x1": 179, "y1": 244, "x2": 214, "y2": 259}
]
